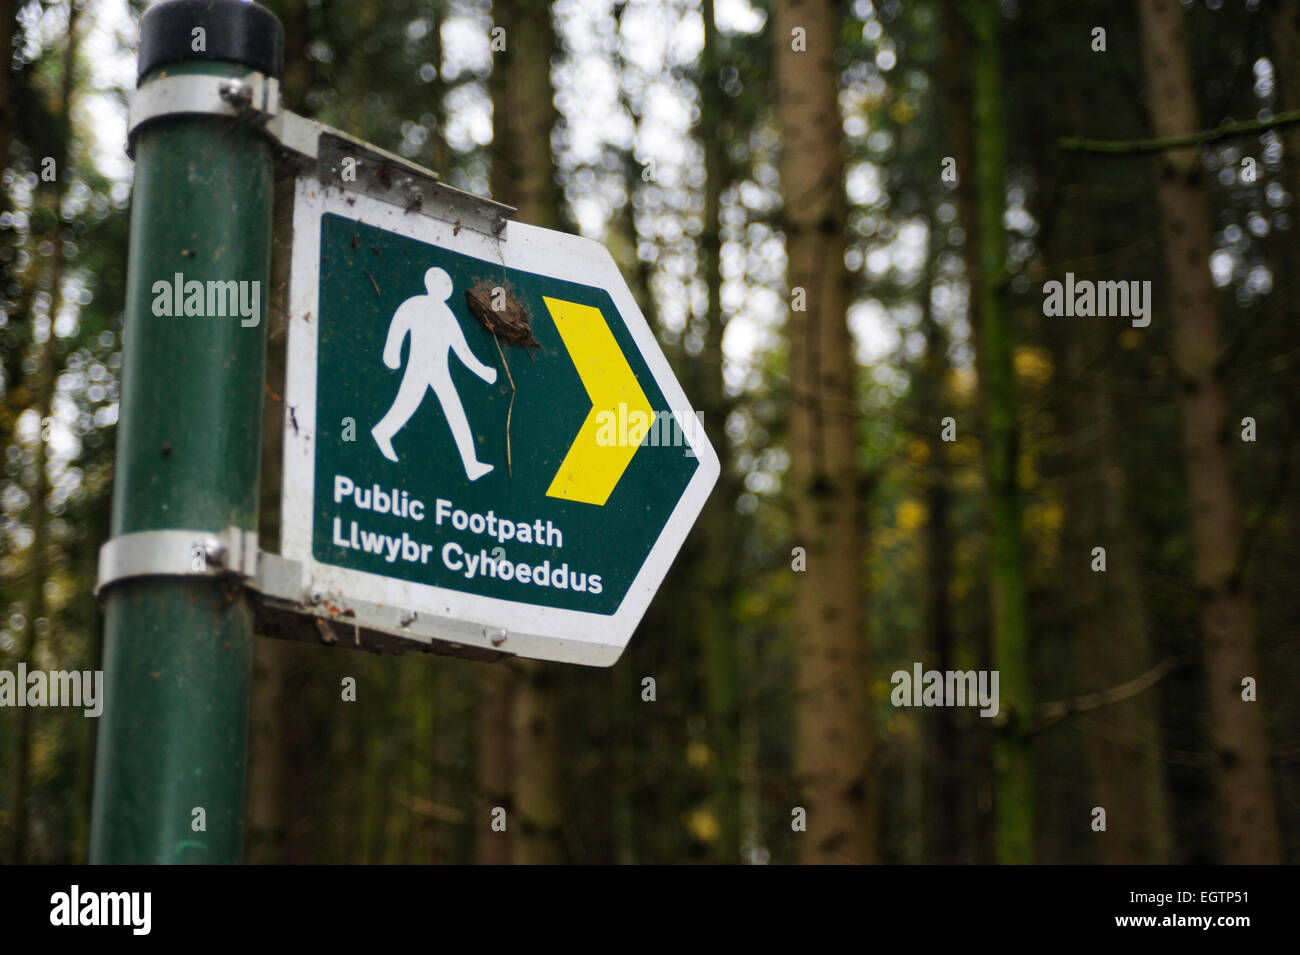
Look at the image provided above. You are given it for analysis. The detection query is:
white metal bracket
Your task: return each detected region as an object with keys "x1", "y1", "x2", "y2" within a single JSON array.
[
  {"x1": 127, "y1": 71, "x2": 514, "y2": 238},
  {"x1": 127, "y1": 71, "x2": 281, "y2": 154},
  {"x1": 246, "y1": 553, "x2": 512, "y2": 661},
  {"x1": 95, "y1": 527, "x2": 259, "y2": 596}
]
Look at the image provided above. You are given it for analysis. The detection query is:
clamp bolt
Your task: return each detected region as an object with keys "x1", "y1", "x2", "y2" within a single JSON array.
[
  {"x1": 218, "y1": 79, "x2": 252, "y2": 108},
  {"x1": 202, "y1": 535, "x2": 227, "y2": 568}
]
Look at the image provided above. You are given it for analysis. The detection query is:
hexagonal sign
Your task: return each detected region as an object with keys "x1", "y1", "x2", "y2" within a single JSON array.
[{"x1": 280, "y1": 174, "x2": 719, "y2": 666}]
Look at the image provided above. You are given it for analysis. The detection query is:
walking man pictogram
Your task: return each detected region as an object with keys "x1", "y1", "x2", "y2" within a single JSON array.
[{"x1": 372, "y1": 267, "x2": 498, "y2": 480}]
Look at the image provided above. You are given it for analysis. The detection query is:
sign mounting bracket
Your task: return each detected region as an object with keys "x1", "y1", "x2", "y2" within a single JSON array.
[
  {"x1": 126, "y1": 70, "x2": 514, "y2": 239},
  {"x1": 95, "y1": 527, "x2": 259, "y2": 596}
]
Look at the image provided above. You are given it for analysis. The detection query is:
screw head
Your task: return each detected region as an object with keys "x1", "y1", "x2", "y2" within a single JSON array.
[
  {"x1": 202, "y1": 535, "x2": 227, "y2": 567},
  {"x1": 219, "y1": 78, "x2": 252, "y2": 108}
]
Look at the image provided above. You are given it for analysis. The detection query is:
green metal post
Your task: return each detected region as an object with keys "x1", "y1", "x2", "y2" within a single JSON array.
[{"x1": 90, "y1": 0, "x2": 283, "y2": 864}]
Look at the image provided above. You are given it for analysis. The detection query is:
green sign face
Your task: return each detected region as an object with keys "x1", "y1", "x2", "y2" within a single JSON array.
[{"x1": 283, "y1": 179, "x2": 718, "y2": 665}]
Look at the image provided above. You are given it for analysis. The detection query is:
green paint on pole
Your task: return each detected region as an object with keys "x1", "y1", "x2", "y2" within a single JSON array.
[{"x1": 89, "y1": 0, "x2": 283, "y2": 864}]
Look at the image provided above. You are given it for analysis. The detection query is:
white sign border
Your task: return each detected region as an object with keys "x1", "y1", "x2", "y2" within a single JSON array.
[{"x1": 282, "y1": 175, "x2": 720, "y2": 667}]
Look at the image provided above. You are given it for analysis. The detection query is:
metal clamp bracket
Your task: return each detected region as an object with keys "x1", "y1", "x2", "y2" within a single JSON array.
[
  {"x1": 126, "y1": 71, "x2": 514, "y2": 237},
  {"x1": 96, "y1": 527, "x2": 259, "y2": 597},
  {"x1": 128, "y1": 71, "x2": 280, "y2": 154},
  {"x1": 126, "y1": 69, "x2": 324, "y2": 160}
]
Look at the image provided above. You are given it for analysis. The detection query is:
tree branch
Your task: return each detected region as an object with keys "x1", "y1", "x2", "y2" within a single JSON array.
[
  {"x1": 1031, "y1": 655, "x2": 1191, "y2": 734},
  {"x1": 1058, "y1": 110, "x2": 1300, "y2": 154}
]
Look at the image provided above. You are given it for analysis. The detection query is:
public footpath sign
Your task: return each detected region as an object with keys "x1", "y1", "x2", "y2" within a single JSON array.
[{"x1": 280, "y1": 171, "x2": 719, "y2": 665}]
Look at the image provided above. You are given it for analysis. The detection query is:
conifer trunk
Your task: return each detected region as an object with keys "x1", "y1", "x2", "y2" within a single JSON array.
[
  {"x1": 772, "y1": 0, "x2": 875, "y2": 865},
  {"x1": 968, "y1": 0, "x2": 1034, "y2": 864},
  {"x1": 1137, "y1": 0, "x2": 1281, "y2": 863},
  {"x1": 485, "y1": 0, "x2": 566, "y2": 864}
]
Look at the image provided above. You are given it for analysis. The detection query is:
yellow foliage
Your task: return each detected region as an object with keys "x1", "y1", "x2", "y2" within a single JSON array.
[
  {"x1": 889, "y1": 100, "x2": 915, "y2": 125},
  {"x1": 948, "y1": 575, "x2": 968, "y2": 604},
  {"x1": 871, "y1": 675, "x2": 891, "y2": 701},
  {"x1": 1024, "y1": 500, "x2": 1064, "y2": 567},
  {"x1": 896, "y1": 498, "x2": 926, "y2": 534},
  {"x1": 1119, "y1": 328, "x2": 1143, "y2": 350},
  {"x1": 686, "y1": 740, "x2": 712, "y2": 769},
  {"x1": 884, "y1": 709, "x2": 920, "y2": 743},
  {"x1": 950, "y1": 367, "x2": 978, "y2": 400},
  {"x1": 1013, "y1": 346, "x2": 1053, "y2": 387},
  {"x1": 1019, "y1": 448, "x2": 1039, "y2": 490},
  {"x1": 686, "y1": 808, "x2": 721, "y2": 843}
]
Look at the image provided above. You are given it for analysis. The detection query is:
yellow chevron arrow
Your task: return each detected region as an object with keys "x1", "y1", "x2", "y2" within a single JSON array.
[{"x1": 544, "y1": 296, "x2": 653, "y2": 506}]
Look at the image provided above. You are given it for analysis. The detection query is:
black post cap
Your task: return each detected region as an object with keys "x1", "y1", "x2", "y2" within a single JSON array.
[{"x1": 138, "y1": 0, "x2": 283, "y2": 83}]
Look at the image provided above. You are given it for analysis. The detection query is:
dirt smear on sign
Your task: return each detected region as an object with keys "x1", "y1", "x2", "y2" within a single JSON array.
[
  {"x1": 465, "y1": 281, "x2": 541, "y2": 349},
  {"x1": 465, "y1": 281, "x2": 541, "y2": 478}
]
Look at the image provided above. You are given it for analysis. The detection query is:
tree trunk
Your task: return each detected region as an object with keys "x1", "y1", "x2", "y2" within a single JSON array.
[
  {"x1": 1059, "y1": 329, "x2": 1171, "y2": 863},
  {"x1": 920, "y1": 241, "x2": 962, "y2": 863},
  {"x1": 509, "y1": 663, "x2": 563, "y2": 863},
  {"x1": 943, "y1": 2, "x2": 996, "y2": 863},
  {"x1": 11, "y1": 4, "x2": 78, "y2": 865},
  {"x1": 475, "y1": 666, "x2": 514, "y2": 863},
  {"x1": 11, "y1": 262, "x2": 55, "y2": 866},
  {"x1": 428, "y1": 0, "x2": 449, "y2": 177},
  {"x1": 1136, "y1": 0, "x2": 1282, "y2": 864},
  {"x1": 484, "y1": 0, "x2": 565, "y2": 864},
  {"x1": 1264, "y1": 0, "x2": 1300, "y2": 182},
  {"x1": 247, "y1": 0, "x2": 315, "y2": 863},
  {"x1": 695, "y1": 0, "x2": 742, "y2": 864},
  {"x1": 0, "y1": 0, "x2": 15, "y2": 194},
  {"x1": 771, "y1": 0, "x2": 875, "y2": 865},
  {"x1": 967, "y1": 0, "x2": 1035, "y2": 865}
]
